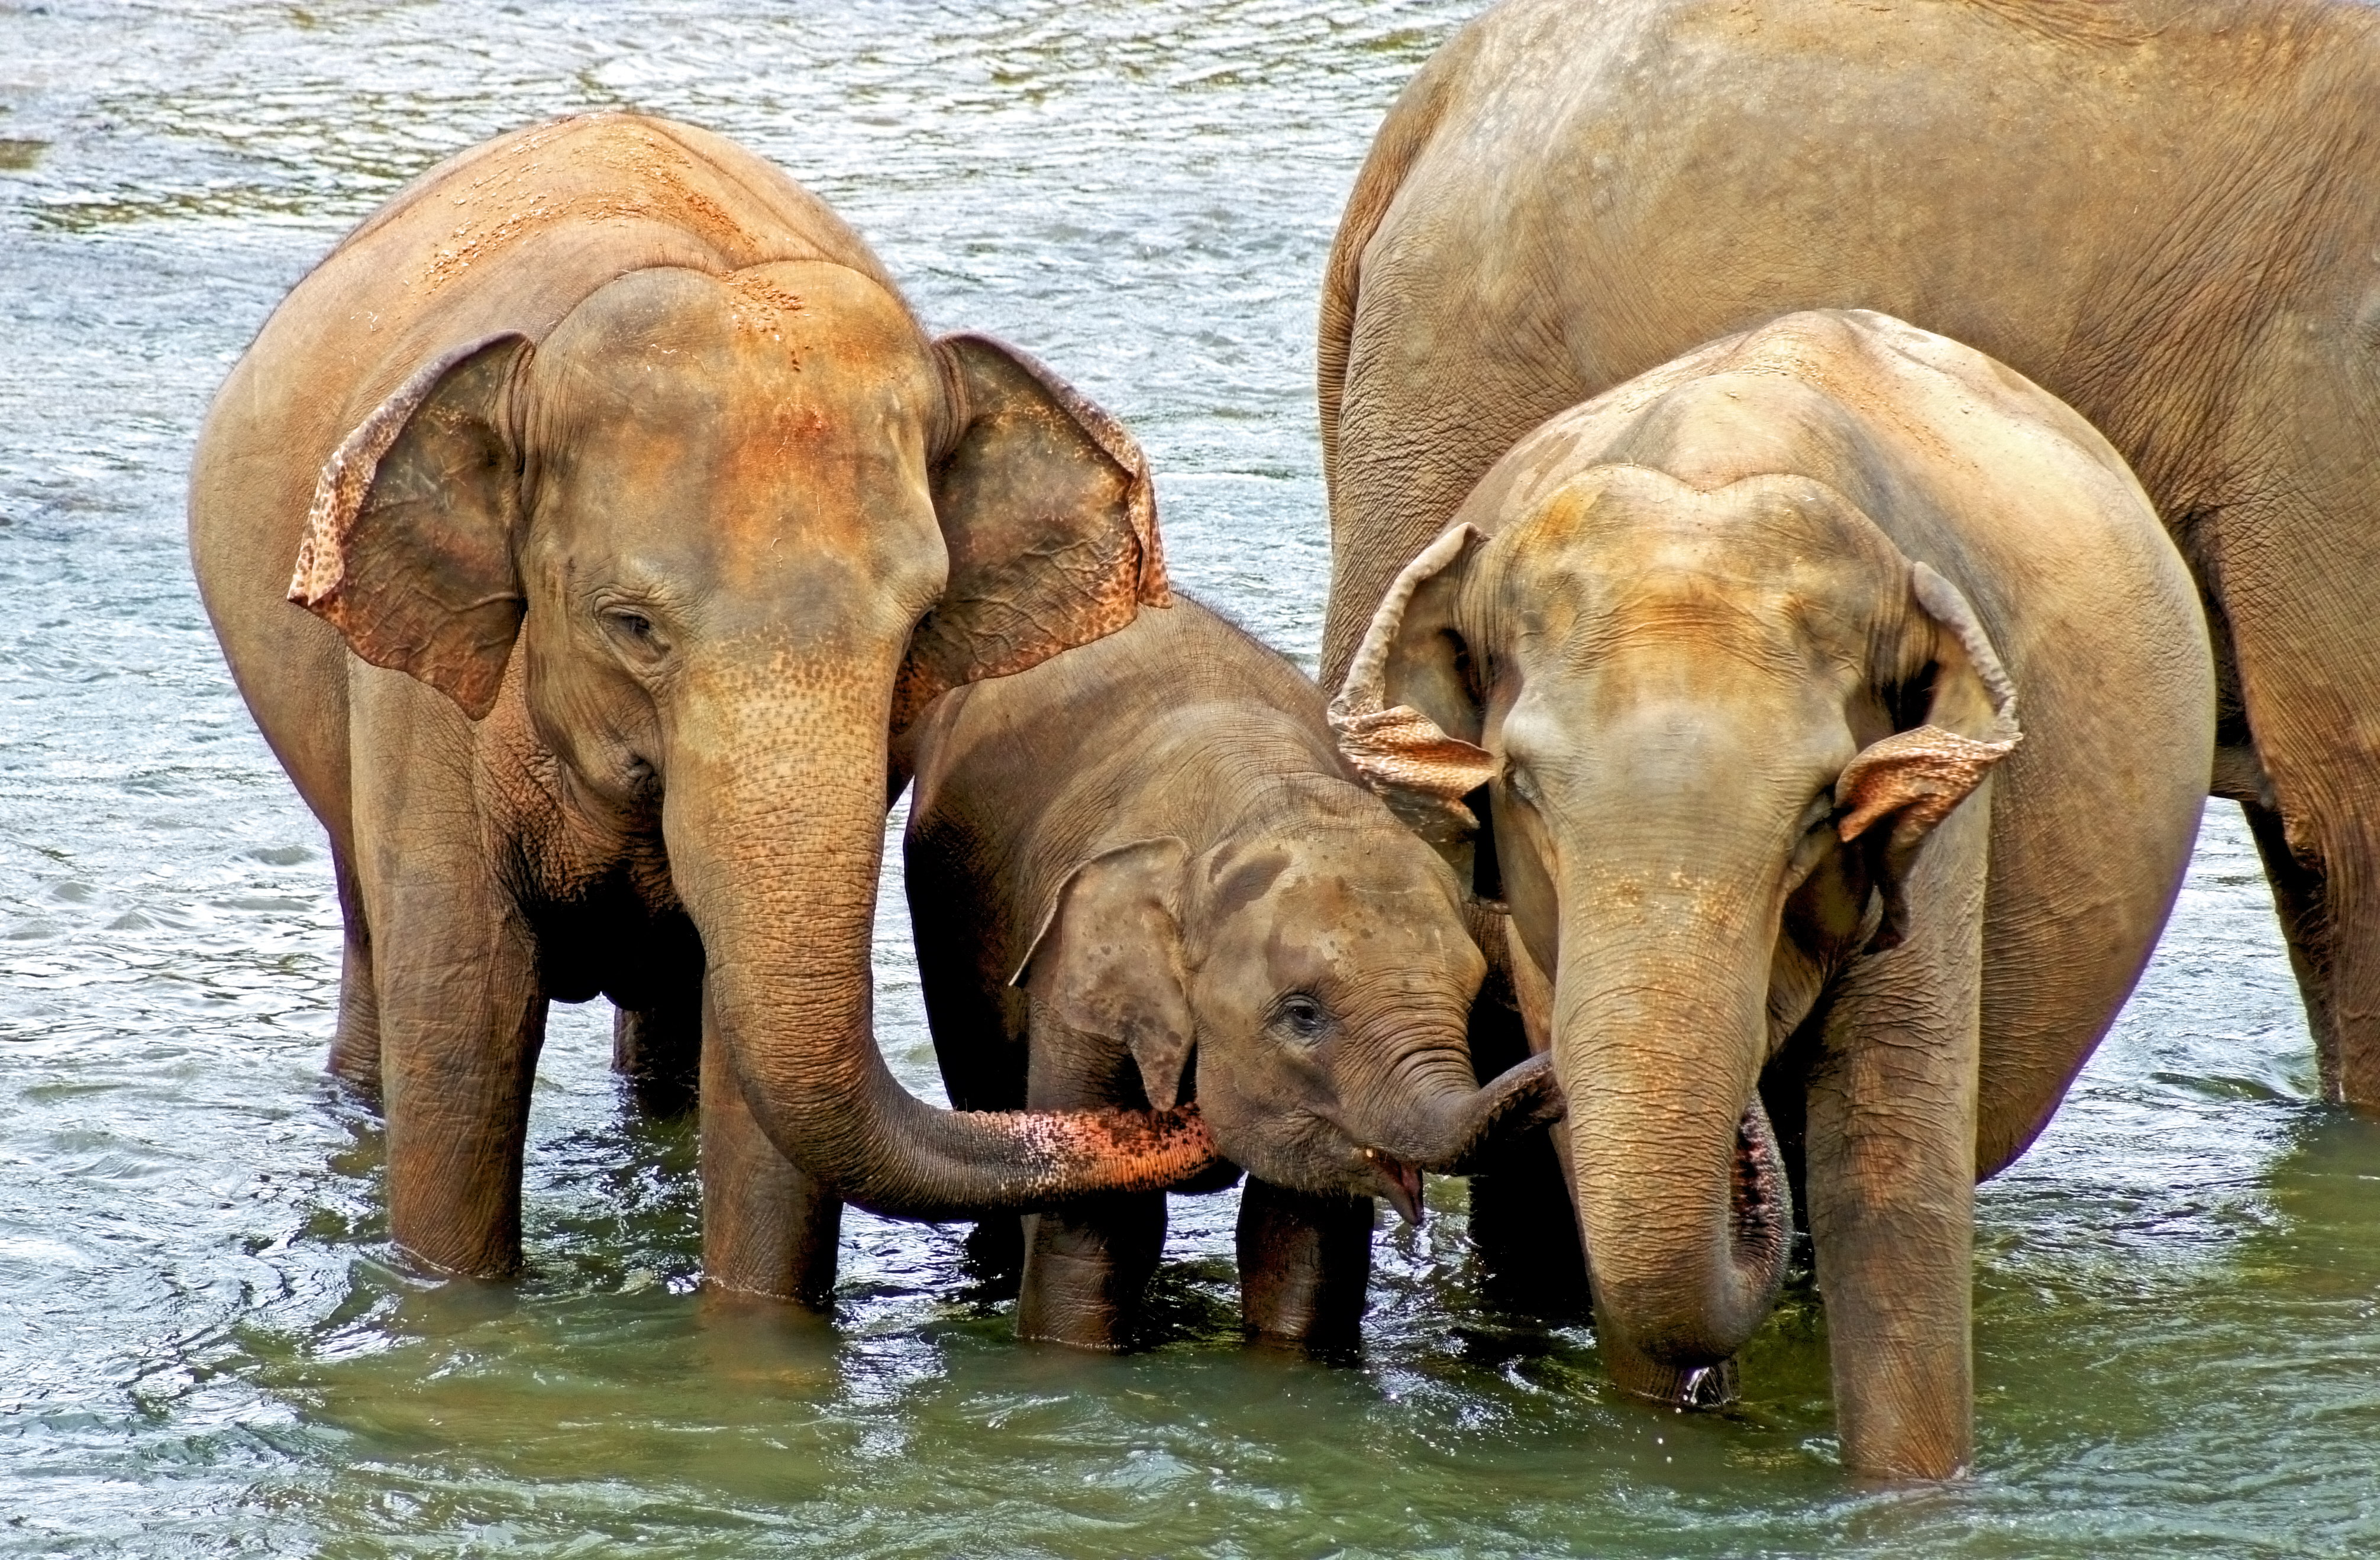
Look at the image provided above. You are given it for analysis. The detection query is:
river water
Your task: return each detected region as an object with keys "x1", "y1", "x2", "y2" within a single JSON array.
[{"x1": 2, "y1": 2, "x2": 2375, "y2": 1555}]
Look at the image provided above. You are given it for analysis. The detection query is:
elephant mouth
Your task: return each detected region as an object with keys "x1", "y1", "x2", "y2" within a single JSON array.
[
  {"x1": 1729, "y1": 1097, "x2": 1791, "y2": 1291},
  {"x1": 1359, "y1": 1146, "x2": 1425, "y2": 1226}
]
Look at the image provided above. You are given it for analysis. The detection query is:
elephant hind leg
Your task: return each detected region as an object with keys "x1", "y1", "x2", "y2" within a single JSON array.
[
  {"x1": 613, "y1": 981, "x2": 701, "y2": 1117},
  {"x1": 327, "y1": 847, "x2": 382, "y2": 1096},
  {"x1": 2246, "y1": 796, "x2": 2380, "y2": 1107},
  {"x1": 2242, "y1": 797, "x2": 2340, "y2": 1092}
]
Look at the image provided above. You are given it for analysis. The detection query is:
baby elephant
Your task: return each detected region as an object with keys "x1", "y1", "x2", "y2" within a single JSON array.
[
  {"x1": 902, "y1": 596, "x2": 1558, "y2": 1350},
  {"x1": 1333, "y1": 310, "x2": 2213, "y2": 1477}
]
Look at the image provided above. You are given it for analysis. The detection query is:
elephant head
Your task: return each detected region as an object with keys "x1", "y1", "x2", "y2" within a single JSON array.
[
  {"x1": 289, "y1": 259, "x2": 1216, "y2": 1218},
  {"x1": 1009, "y1": 781, "x2": 1562, "y2": 1222},
  {"x1": 1332, "y1": 464, "x2": 2018, "y2": 1395}
]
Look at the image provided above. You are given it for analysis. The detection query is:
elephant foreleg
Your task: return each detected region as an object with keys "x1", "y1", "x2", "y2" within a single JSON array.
[
  {"x1": 1235, "y1": 1178, "x2": 1373, "y2": 1353},
  {"x1": 1463, "y1": 974, "x2": 1588, "y2": 1316},
  {"x1": 350, "y1": 685, "x2": 547, "y2": 1279},
  {"x1": 698, "y1": 996, "x2": 841, "y2": 1309},
  {"x1": 1016, "y1": 1196, "x2": 1165, "y2": 1350},
  {"x1": 1802, "y1": 809, "x2": 1987, "y2": 1481}
]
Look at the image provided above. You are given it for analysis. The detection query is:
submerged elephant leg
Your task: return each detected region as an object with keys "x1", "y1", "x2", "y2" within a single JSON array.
[
  {"x1": 2331, "y1": 831, "x2": 2380, "y2": 1110},
  {"x1": 2243, "y1": 798, "x2": 2337, "y2": 1081},
  {"x1": 612, "y1": 979, "x2": 702, "y2": 1117},
  {"x1": 1463, "y1": 984, "x2": 1588, "y2": 1316},
  {"x1": 1236, "y1": 1178, "x2": 1373, "y2": 1352},
  {"x1": 1016, "y1": 1196, "x2": 1165, "y2": 1349},
  {"x1": 327, "y1": 847, "x2": 382, "y2": 1096},
  {"x1": 699, "y1": 1002, "x2": 841, "y2": 1308},
  {"x1": 1803, "y1": 813, "x2": 1987, "y2": 1481},
  {"x1": 351, "y1": 679, "x2": 548, "y2": 1278},
  {"x1": 2245, "y1": 789, "x2": 2380, "y2": 1112}
]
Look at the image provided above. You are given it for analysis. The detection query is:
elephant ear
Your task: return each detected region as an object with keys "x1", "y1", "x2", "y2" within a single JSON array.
[
  {"x1": 1010, "y1": 838, "x2": 1196, "y2": 1111},
  {"x1": 892, "y1": 332, "x2": 1171, "y2": 736},
  {"x1": 288, "y1": 334, "x2": 533, "y2": 720},
  {"x1": 1835, "y1": 562, "x2": 2022, "y2": 948},
  {"x1": 1328, "y1": 524, "x2": 1497, "y2": 866}
]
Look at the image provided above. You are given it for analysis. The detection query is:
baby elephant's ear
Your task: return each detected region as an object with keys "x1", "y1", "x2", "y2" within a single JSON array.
[
  {"x1": 1010, "y1": 837, "x2": 1195, "y2": 1110},
  {"x1": 288, "y1": 334, "x2": 534, "y2": 720},
  {"x1": 894, "y1": 333, "x2": 1170, "y2": 735}
]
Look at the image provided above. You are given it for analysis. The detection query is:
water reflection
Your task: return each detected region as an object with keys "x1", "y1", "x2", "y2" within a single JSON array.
[{"x1": 1, "y1": 0, "x2": 2373, "y2": 1554}]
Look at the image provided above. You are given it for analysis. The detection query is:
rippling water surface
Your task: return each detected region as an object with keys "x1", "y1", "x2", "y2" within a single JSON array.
[{"x1": 3, "y1": 2, "x2": 2376, "y2": 1554}]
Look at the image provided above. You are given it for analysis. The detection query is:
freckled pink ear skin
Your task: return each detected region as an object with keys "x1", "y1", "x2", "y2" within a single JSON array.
[
  {"x1": 1329, "y1": 522, "x2": 1496, "y2": 834},
  {"x1": 1835, "y1": 724, "x2": 2020, "y2": 852}
]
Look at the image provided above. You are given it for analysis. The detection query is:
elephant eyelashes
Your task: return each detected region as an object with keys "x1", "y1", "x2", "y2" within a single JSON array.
[
  {"x1": 1272, "y1": 994, "x2": 1332, "y2": 1042},
  {"x1": 601, "y1": 608, "x2": 666, "y2": 661}
]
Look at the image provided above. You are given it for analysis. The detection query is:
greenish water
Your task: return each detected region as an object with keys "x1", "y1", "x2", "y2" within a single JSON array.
[{"x1": 2, "y1": 2, "x2": 2376, "y2": 1554}]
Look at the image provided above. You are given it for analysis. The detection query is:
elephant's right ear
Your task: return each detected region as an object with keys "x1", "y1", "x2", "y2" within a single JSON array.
[
  {"x1": 1328, "y1": 524, "x2": 1496, "y2": 862},
  {"x1": 1010, "y1": 837, "x2": 1196, "y2": 1111},
  {"x1": 892, "y1": 333, "x2": 1170, "y2": 735},
  {"x1": 288, "y1": 334, "x2": 532, "y2": 721}
]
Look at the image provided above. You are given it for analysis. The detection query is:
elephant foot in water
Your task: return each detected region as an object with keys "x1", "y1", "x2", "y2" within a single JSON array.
[
  {"x1": 1236, "y1": 1178, "x2": 1374, "y2": 1356},
  {"x1": 1016, "y1": 1194, "x2": 1165, "y2": 1350},
  {"x1": 698, "y1": 1024, "x2": 841, "y2": 1309},
  {"x1": 1595, "y1": 1100, "x2": 1792, "y2": 1409}
]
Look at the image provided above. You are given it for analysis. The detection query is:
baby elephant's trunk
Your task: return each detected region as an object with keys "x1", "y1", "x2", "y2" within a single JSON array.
[{"x1": 1390, "y1": 1051, "x2": 1567, "y2": 1175}]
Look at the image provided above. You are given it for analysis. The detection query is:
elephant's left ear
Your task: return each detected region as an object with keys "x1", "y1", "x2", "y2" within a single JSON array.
[
  {"x1": 1835, "y1": 563, "x2": 2021, "y2": 944},
  {"x1": 892, "y1": 333, "x2": 1170, "y2": 735}
]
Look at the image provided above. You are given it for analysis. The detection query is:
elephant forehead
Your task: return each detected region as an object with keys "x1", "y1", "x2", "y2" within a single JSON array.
[
  {"x1": 1496, "y1": 479, "x2": 1885, "y2": 673},
  {"x1": 529, "y1": 266, "x2": 941, "y2": 558},
  {"x1": 1218, "y1": 858, "x2": 1475, "y2": 987},
  {"x1": 534, "y1": 262, "x2": 935, "y2": 456}
]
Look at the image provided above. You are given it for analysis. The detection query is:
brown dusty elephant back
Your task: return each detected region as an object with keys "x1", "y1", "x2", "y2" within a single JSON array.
[
  {"x1": 1316, "y1": 0, "x2": 2380, "y2": 1126},
  {"x1": 191, "y1": 112, "x2": 903, "y2": 819}
]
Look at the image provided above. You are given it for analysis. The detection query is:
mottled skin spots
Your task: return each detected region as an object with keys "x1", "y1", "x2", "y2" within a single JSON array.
[
  {"x1": 190, "y1": 113, "x2": 1196, "y2": 1295},
  {"x1": 903, "y1": 595, "x2": 1561, "y2": 1351},
  {"x1": 1336, "y1": 312, "x2": 2211, "y2": 1478}
]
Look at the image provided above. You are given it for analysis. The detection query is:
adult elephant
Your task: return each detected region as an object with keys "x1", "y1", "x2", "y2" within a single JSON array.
[
  {"x1": 189, "y1": 113, "x2": 1213, "y2": 1286},
  {"x1": 1332, "y1": 309, "x2": 2213, "y2": 1477},
  {"x1": 1318, "y1": 0, "x2": 2380, "y2": 1122}
]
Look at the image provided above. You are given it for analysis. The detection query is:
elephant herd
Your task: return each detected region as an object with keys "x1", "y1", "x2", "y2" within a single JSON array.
[{"x1": 188, "y1": 0, "x2": 2380, "y2": 1483}]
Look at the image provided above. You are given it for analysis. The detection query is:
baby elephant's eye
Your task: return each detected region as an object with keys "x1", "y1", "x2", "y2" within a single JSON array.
[
  {"x1": 608, "y1": 610, "x2": 654, "y2": 641},
  {"x1": 1273, "y1": 994, "x2": 1331, "y2": 1042}
]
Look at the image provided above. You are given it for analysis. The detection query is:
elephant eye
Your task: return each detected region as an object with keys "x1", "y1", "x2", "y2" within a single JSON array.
[
  {"x1": 600, "y1": 607, "x2": 667, "y2": 661},
  {"x1": 1503, "y1": 763, "x2": 1540, "y2": 806},
  {"x1": 1272, "y1": 994, "x2": 1332, "y2": 1042}
]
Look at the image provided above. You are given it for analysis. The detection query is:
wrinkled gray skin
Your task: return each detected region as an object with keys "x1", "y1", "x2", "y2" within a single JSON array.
[
  {"x1": 1335, "y1": 312, "x2": 2212, "y2": 1478},
  {"x1": 902, "y1": 596, "x2": 1558, "y2": 1350},
  {"x1": 186, "y1": 114, "x2": 1215, "y2": 1293},
  {"x1": 1319, "y1": 0, "x2": 2380, "y2": 1119}
]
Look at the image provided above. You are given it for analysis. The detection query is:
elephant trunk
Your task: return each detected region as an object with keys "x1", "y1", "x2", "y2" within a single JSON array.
[
  {"x1": 1379, "y1": 1050, "x2": 1567, "y2": 1175},
  {"x1": 1555, "y1": 879, "x2": 1793, "y2": 1402},
  {"x1": 667, "y1": 663, "x2": 1217, "y2": 1222}
]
